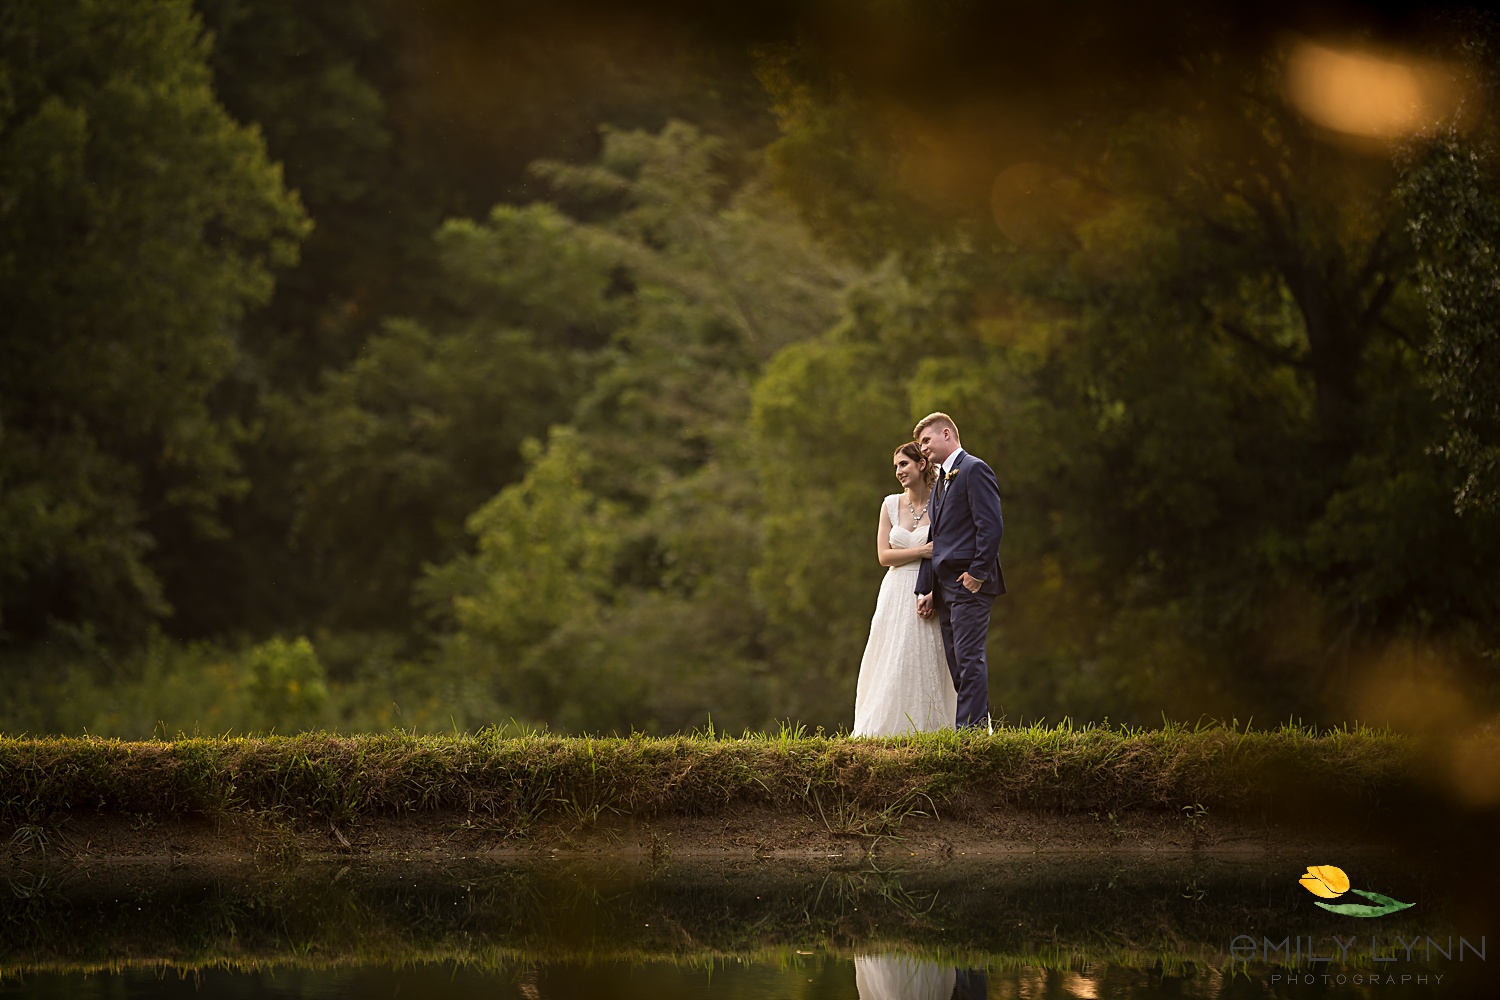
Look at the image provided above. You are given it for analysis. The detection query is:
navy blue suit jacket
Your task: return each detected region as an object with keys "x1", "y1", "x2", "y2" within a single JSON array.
[{"x1": 915, "y1": 451, "x2": 1006, "y2": 598}]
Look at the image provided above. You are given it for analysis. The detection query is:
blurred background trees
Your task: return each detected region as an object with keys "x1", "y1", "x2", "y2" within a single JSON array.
[
  {"x1": 2, "y1": 0, "x2": 1496, "y2": 736},
  {"x1": 0, "y1": 0, "x2": 308, "y2": 652}
]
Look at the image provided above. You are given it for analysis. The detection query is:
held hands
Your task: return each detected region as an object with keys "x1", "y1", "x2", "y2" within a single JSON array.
[{"x1": 917, "y1": 573, "x2": 980, "y2": 621}]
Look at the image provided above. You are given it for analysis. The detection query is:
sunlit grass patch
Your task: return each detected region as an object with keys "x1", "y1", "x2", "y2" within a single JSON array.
[{"x1": 0, "y1": 720, "x2": 1445, "y2": 839}]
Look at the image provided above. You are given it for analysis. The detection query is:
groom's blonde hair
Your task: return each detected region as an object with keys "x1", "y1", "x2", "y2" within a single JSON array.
[{"x1": 913, "y1": 412, "x2": 959, "y2": 440}]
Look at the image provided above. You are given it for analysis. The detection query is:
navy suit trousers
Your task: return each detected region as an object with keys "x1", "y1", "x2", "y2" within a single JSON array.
[
  {"x1": 953, "y1": 968, "x2": 990, "y2": 1000},
  {"x1": 935, "y1": 577, "x2": 995, "y2": 728}
]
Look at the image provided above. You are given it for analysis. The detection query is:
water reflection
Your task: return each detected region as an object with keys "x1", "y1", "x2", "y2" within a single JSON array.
[
  {"x1": 0, "y1": 854, "x2": 1494, "y2": 997},
  {"x1": 2, "y1": 958, "x2": 1488, "y2": 998},
  {"x1": 858, "y1": 953, "x2": 996, "y2": 1000},
  {"x1": 853, "y1": 955, "x2": 989, "y2": 1000},
  {"x1": 855, "y1": 954, "x2": 952, "y2": 1000}
]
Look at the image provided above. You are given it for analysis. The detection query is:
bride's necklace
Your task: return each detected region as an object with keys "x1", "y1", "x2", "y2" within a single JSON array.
[{"x1": 906, "y1": 489, "x2": 929, "y2": 528}]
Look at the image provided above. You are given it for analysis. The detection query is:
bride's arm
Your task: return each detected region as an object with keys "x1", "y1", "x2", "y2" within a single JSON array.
[{"x1": 876, "y1": 504, "x2": 926, "y2": 566}]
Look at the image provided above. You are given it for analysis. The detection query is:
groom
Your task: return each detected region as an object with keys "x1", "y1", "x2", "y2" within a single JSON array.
[{"x1": 913, "y1": 412, "x2": 1005, "y2": 729}]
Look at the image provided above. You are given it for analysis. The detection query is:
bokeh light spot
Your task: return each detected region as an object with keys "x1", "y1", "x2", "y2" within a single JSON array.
[{"x1": 1285, "y1": 40, "x2": 1461, "y2": 139}]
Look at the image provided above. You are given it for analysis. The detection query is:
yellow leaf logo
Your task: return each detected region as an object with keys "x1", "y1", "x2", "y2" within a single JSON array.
[{"x1": 1299, "y1": 865, "x2": 1350, "y2": 899}]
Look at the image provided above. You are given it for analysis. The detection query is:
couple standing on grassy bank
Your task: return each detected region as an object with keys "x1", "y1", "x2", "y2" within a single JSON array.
[{"x1": 853, "y1": 413, "x2": 1006, "y2": 737}]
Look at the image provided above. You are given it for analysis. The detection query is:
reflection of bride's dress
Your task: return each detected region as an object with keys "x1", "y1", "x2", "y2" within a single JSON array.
[
  {"x1": 854, "y1": 954, "x2": 956, "y2": 1000},
  {"x1": 852, "y1": 495, "x2": 957, "y2": 737}
]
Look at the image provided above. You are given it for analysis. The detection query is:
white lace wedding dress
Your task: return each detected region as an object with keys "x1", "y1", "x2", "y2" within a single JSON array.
[{"x1": 852, "y1": 494, "x2": 956, "y2": 736}]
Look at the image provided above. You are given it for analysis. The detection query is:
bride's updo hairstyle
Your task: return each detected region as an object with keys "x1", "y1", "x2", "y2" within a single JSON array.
[{"x1": 895, "y1": 441, "x2": 937, "y2": 486}]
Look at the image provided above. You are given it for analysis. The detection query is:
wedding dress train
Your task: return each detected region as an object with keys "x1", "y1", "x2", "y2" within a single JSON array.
[{"x1": 852, "y1": 494, "x2": 956, "y2": 736}]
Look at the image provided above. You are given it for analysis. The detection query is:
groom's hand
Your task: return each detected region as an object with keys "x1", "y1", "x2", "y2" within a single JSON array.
[
  {"x1": 916, "y1": 593, "x2": 933, "y2": 618},
  {"x1": 959, "y1": 572, "x2": 982, "y2": 593}
]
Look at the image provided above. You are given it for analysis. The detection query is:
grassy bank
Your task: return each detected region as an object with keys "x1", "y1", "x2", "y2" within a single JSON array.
[{"x1": 4, "y1": 722, "x2": 1494, "y2": 845}]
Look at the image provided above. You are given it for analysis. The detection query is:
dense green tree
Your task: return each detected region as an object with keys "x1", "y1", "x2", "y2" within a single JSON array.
[
  {"x1": 148, "y1": 0, "x2": 434, "y2": 641},
  {"x1": 423, "y1": 123, "x2": 858, "y2": 733},
  {"x1": 1403, "y1": 128, "x2": 1500, "y2": 514},
  {"x1": 196, "y1": 0, "x2": 412, "y2": 382},
  {"x1": 0, "y1": 0, "x2": 307, "y2": 650},
  {"x1": 752, "y1": 26, "x2": 1500, "y2": 724},
  {"x1": 1007, "y1": 56, "x2": 1500, "y2": 715},
  {"x1": 280, "y1": 205, "x2": 618, "y2": 636},
  {"x1": 8, "y1": 0, "x2": 1497, "y2": 737},
  {"x1": 159, "y1": 0, "x2": 785, "y2": 643}
]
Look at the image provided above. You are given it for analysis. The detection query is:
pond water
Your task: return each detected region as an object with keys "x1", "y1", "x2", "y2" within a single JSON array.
[{"x1": 1, "y1": 853, "x2": 1493, "y2": 998}]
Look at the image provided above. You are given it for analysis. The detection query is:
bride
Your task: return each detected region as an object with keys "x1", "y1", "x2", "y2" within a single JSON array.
[{"x1": 852, "y1": 441, "x2": 956, "y2": 736}]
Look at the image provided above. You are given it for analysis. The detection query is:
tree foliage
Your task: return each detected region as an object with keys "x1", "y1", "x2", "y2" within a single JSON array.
[
  {"x1": 421, "y1": 123, "x2": 859, "y2": 732},
  {"x1": 276, "y1": 204, "x2": 614, "y2": 635},
  {"x1": 6, "y1": 0, "x2": 1499, "y2": 736},
  {"x1": 1404, "y1": 131, "x2": 1500, "y2": 514},
  {"x1": 753, "y1": 24, "x2": 1500, "y2": 722},
  {"x1": 0, "y1": 0, "x2": 307, "y2": 648}
]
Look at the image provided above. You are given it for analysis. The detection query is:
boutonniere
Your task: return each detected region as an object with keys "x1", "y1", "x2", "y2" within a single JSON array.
[{"x1": 944, "y1": 468, "x2": 958, "y2": 483}]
